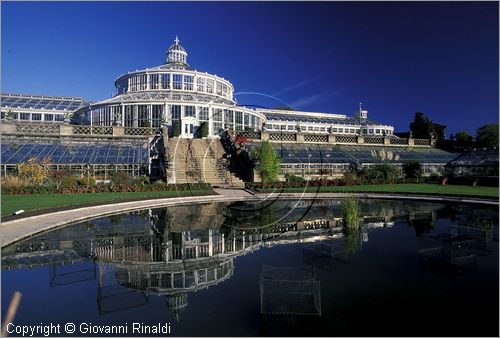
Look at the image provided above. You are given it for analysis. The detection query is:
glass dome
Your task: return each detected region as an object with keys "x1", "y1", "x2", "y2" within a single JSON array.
[{"x1": 166, "y1": 36, "x2": 188, "y2": 66}]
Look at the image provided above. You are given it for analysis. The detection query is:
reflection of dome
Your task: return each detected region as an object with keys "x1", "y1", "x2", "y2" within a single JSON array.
[
  {"x1": 166, "y1": 36, "x2": 188, "y2": 66},
  {"x1": 166, "y1": 293, "x2": 188, "y2": 321}
]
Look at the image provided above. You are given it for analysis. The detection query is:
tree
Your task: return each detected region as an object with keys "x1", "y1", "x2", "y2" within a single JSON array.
[
  {"x1": 254, "y1": 141, "x2": 281, "y2": 183},
  {"x1": 200, "y1": 122, "x2": 209, "y2": 138},
  {"x1": 403, "y1": 160, "x2": 422, "y2": 181},
  {"x1": 454, "y1": 131, "x2": 474, "y2": 149},
  {"x1": 409, "y1": 112, "x2": 434, "y2": 139},
  {"x1": 364, "y1": 163, "x2": 399, "y2": 182},
  {"x1": 475, "y1": 123, "x2": 499, "y2": 148},
  {"x1": 172, "y1": 121, "x2": 181, "y2": 137}
]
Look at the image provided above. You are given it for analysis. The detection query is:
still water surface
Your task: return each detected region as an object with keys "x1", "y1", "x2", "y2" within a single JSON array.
[{"x1": 2, "y1": 199, "x2": 498, "y2": 336}]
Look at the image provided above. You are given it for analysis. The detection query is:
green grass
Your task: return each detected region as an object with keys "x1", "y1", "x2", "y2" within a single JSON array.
[
  {"x1": 257, "y1": 183, "x2": 499, "y2": 198},
  {"x1": 1, "y1": 190, "x2": 211, "y2": 217}
]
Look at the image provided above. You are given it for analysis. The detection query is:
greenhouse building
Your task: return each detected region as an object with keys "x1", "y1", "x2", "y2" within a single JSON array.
[{"x1": 0, "y1": 36, "x2": 461, "y2": 183}]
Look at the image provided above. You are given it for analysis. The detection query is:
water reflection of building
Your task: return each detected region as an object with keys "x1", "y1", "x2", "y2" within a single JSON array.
[
  {"x1": 1, "y1": 200, "x2": 449, "y2": 270},
  {"x1": 2, "y1": 200, "x2": 496, "y2": 316}
]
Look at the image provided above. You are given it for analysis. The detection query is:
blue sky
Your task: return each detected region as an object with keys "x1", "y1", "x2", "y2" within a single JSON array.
[{"x1": 2, "y1": 1, "x2": 498, "y2": 136}]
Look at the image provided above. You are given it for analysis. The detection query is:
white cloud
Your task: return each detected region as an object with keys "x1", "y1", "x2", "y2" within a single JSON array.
[{"x1": 271, "y1": 75, "x2": 324, "y2": 97}]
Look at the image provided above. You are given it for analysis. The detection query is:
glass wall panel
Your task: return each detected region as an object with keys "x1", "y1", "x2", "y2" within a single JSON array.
[
  {"x1": 138, "y1": 74, "x2": 147, "y2": 91},
  {"x1": 235, "y1": 111, "x2": 242, "y2": 124},
  {"x1": 235, "y1": 110, "x2": 243, "y2": 131},
  {"x1": 150, "y1": 74, "x2": 159, "y2": 90},
  {"x1": 137, "y1": 105, "x2": 148, "y2": 127},
  {"x1": 183, "y1": 75, "x2": 193, "y2": 91},
  {"x1": 117, "y1": 79, "x2": 128, "y2": 94},
  {"x1": 206, "y1": 79, "x2": 214, "y2": 94},
  {"x1": 32, "y1": 113, "x2": 42, "y2": 121},
  {"x1": 152, "y1": 105, "x2": 163, "y2": 128},
  {"x1": 197, "y1": 77, "x2": 205, "y2": 92},
  {"x1": 225, "y1": 110, "x2": 234, "y2": 130},
  {"x1": 171, "y1": 105, "x2": 181, "y2": 120},
  {"x1": 129, "y1": 77, "x2": 137, "y2": 92},
  {"x1": 173, "y1": 74, "x2": 182, "y2": 90},
  {"x1": 199, "y1": 107, "x2": 209, "y2": 121},
  {"x1": 213, "y1": 109, "x2": 222, "y2": 121},
  {"x1": 213, "y1": 108, "x2": 223, "y2": 133},
  {"x1": 124, "y1": 105, "x2": 134, "y2": 127},
  {"x1": 184, "y1": 106, "x2": 195, "y2": 117},
  {"x1": 161, "y1": 74, "x2": 171, "y2": 89}
]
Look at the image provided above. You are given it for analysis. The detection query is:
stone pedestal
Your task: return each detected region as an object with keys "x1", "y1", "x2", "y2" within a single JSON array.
[
  {"x1": 296, "y1": 132, "x2": 305, "y2": 143},
  {"x1": 60, "y1": 124, "x2": 73, "y2": 136},
  {"x1": 261, "y1": 131, "x2": 269, "y2": 141},
  {"x1": 328, "y1": 134, "x2": 336, "y2": 144},
  {"x1": 112, "y1": 126, "x2": 124, "y2": 137},
  {"x1": 0, "y1": 121, "x2": 16, "y2": 134}
]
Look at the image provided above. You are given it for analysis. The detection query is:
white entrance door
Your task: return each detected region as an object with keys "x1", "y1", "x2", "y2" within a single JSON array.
[
  {"x1": 181, "y1": 117, "x2": 196, "y2": 138},
  {"x1": 184, "y1": 123, "x2": 194, "y2": 138}
]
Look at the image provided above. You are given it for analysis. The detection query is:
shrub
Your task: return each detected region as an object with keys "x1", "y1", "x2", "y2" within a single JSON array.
[
  {"x1": 200, "y1": 122, "x2": 209, "y2": 138},
  {"x1": 109, "y1": 172, "x2": 133, "y2": 186},
  {"x1": 254, "y1": 141, "x2": 281, "y2": 183},
  {"x1": 285, "y1": 174, "x2": 305, "y2": 182},
  {"x1": 403, "y1": 160, "x2": 423, "y2": 180},
  {"x1": 1, "y1": 175, "x2": 30, "y2": 188},
  {"x1": 364, "y1": 163, "x2": 399, "y2": 182},
  {"x1": 59, "y1": 176, "x2": 79, "y2": 189},
  {"x1": 172, "y1": 121, "x2": 181, "y2": 137},
  {"x1": 18, "y1": 158, "x2": 50, "y2": 186},
  {"x1": 77, "y1": 176, "x2": 97, "y2": 188}
]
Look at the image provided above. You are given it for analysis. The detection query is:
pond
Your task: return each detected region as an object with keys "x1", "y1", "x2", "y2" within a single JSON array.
[{"x1": 1, "y1": 198, "x2": 498, "y2": 336}]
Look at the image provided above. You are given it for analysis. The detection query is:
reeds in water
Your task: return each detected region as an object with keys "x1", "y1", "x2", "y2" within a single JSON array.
[{"x1": 341, "y1": 196, "x2": 360, "y2": 229}]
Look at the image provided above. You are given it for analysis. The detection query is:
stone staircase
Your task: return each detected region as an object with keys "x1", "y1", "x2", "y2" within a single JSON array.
[{"x1": 167, "y1": 138, "x2": 244, "y2": 187}]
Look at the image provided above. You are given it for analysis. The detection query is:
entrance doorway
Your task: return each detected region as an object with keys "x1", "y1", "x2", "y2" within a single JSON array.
[{"x1": 183, "y1": 122, "x2": 194, "y2": 138}]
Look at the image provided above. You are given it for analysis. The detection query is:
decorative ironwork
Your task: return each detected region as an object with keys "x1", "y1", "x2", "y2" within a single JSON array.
[
  {"x1": 15, "y1": 123, "x2": 60, "y2": 135},
  {"x1": 363, "y1": 137, "x2": 384, "y2": 144},
  {"x1": 124, "y1": 127, "x2": 155, "y2": 136},
  {"x1": 335, "y1": 135, "x2": 357, "y2": 143},
  {"x1": 237, "y1": 131, "x2": 261, "y2": 139},
  {"x1": 390, "y1": 138, "x2": 408, "y2": 145},
  {"x1": 304, "y1": 134, "x2": 328, "y2": 143},
  {"x1": 269, "y1": 132, "x2": 296, "y2": 141},
  {"x1": 414, "y1": 139, "x2": 431, "y2": 146},
  {"x1": 73, "y1": 125, "x2": 113, "y2": 135}
]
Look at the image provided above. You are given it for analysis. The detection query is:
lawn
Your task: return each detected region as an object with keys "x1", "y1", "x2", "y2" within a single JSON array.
[
  {"x1": 1, "y1": 190, "x2": 212, "y2": 217},
  {"x1": 1, "y1": 183, "x2": 497, "y2": 217},
  {"x1": 257, "y1": 183, "x2": 499, "y2": 198}
]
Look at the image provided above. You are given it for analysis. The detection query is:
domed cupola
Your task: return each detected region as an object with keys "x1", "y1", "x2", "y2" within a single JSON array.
[{"x1": 166, "y1": 36, "x2": 189, "y2": 68}]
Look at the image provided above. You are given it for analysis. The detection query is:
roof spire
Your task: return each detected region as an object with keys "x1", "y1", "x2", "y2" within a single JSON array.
[
  {"x1": 359, "y1": 102, "x2": 362, "y2": 110},
  {"x1": 174, "y1": 35, "x2": 180, "y2": 44}
]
